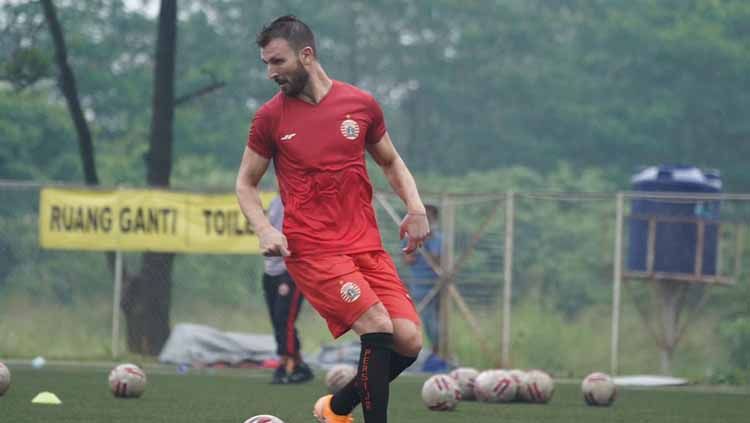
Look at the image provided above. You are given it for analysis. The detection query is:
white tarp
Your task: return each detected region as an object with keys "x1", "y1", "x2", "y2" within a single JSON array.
[{"x1": 158, "y1": 323, "x2": 277, "y2": 366}]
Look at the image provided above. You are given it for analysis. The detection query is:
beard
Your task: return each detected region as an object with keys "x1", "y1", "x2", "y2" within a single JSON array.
[{"x1": 276, "y1": 61, "x2": 309, "y2": 97}]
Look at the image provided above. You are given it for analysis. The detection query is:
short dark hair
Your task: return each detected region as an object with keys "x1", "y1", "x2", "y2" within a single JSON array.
[{"x1": 256, "y1": 15, "x2": 316, "y2": 55}]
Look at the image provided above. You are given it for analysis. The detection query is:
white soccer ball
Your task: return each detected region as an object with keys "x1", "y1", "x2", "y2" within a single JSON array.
[
  {"x1": 325, "y1": 364, "x2": 357, "y2": 394},
  {"x1": 0, "y1": 362, "x2": 10, "y2": 396},
  {"x1": 243, "y1": 415, "x2": 285, "y2": 423},
  {"x1": 473, "y1": 369, "x2": 518, "y2": 403},
  {"x1": 518, "y1": 369, "x2": 555, "y2": 403},
  {"x1": 108, "y1": 363, "x2": 147, "y2": 398},
  {"x1": 421, "y1": 374, "x2": 461, "y2": 411},
  {"x1": 582, "y1": 372, "x2": 616, "y2": 406},
  {"x1": 507, "y1": 369, "x2": 527, "y2": 401},
  {"x1": 449, "y1": 367, "x2": 479, "y2": 401}
]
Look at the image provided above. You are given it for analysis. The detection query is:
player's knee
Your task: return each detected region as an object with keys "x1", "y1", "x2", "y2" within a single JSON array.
[
  {"x1": 352, "y1": 303, "x2": 394, "y2": 335},
  {"x1": 397, "y1": 334, "x2": 422, "y2": 357},
  {"x1": 393, "y1": 319, "x2": 422, "y2": 356}
]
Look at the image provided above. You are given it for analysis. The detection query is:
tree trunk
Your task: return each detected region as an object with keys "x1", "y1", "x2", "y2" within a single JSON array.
[
  {"x1": 122, "y1": 0, "x2": 178, "y2": 355},
  {"x1": 658, "y1": 280, "x2": 686, "y2": 375},
  {"x1": 40, "y1": 0, "x2": 98, "y2": 185},
  {"x1": 146, "y1": 0, "x2": 177, "y2": 187},
  {"x1": 122, "y1": 252, "x2": 174, "y2": 355}
]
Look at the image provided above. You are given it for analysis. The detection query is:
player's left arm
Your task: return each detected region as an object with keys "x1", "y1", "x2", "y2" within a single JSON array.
[{"x1": 367, "y1": 132, "x2": 429, "y2": 253}]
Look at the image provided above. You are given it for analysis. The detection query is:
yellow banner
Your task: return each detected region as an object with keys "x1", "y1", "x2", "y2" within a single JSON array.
[{"x1": 39, "y1": 188, "x2": 276, "y2": 254}]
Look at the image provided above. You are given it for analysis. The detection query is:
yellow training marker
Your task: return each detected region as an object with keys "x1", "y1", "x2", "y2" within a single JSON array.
[{"x1": 31, "y1": 391, "x2": 62, "y2": 405}]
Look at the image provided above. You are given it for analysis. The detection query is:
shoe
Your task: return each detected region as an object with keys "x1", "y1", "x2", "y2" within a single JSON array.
[
  {"x1": 422, "y1": 353, "x2": 450, "y2": 373},
  {"x1": 313, "y1": 394, "x2": 354, "y2": 423},
  {"x1": 288, "y1": 361, "x2": 314, "y2": 384},
  {"x1": 270, "y1": 365, "x2": 288, "y2": 384}
]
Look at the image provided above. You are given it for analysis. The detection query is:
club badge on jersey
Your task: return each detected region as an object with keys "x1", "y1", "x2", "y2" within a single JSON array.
[{"x1": 340, "y1": 117, "x2": 360, "y2": 140}]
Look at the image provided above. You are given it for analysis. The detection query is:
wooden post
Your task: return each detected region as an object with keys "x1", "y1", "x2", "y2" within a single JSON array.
[
  {"x1": 501, "y1": 191, "x2": 514, "y2": 368},
  {"x1": 439, "y1": 195, "x2": 456, "y2": 359},
  {"x1": 695, "y1": 221, "x2": 705, "y2": 277},
  {"x1": 647, "y1": 218, "x2": 656, "y2": 274},
  {"x1": 112, "y1": 251, "x2": 123, "y2": 359},
  {"x1": 611, "y1": 192, "x2": 624, "y2": 376}
]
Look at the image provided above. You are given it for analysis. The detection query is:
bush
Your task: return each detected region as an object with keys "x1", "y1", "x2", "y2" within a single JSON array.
[{"x1": 720, "y1": 317, "x2": 750, "y2": 370}]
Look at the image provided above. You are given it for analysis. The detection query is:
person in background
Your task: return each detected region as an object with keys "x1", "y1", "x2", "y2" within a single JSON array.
[
  {"x1": 261, "y1": 195, "x2": 313, "y2": 384},
  {"x1": 402, "y1": 204, "x2": 449, "y2": 372}
]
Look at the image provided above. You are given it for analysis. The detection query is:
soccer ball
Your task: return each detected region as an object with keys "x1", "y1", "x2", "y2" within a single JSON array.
[
  {"x1": 0, "y1": 362, "x2": 10, "y2": 396},
  {"x1": 421, "y1": 374, "x2": 461, "y2": 411},
  {"x1": 507, "y1": 369, "x2": 527, "y2": 401},
  {"x1": 473, "y1": 370, "x2": 518, "y2": 403},
  {"x1": 325, "y1": 364, "x2": 357, "y2": 394},
  {"x1": 243, "y1": 415, "x2": 285, "y2": 423},
  {"x1": 449, "y1": 367, "x2": 479, "y2": 401},
  {"x1": 518, "y1": 369, "x2": 555, "y2": 403},
  {"x1": 108, "y1": 363, "x2": 147, "y2": 398},
  {"x1": 582, "y1": 372, "x2": 616, "y2": 406}
]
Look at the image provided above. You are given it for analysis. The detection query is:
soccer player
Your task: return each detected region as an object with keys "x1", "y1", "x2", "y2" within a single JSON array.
[
  {"x1": 236, "y1": 15, "x2": 429, "y2": 423},
  {"x1": 261, "y1": 195, "x2": 313, "y2": 384}
]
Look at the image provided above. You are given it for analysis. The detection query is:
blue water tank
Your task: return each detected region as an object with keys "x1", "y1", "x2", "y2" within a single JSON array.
[{"x1": 627, "y1": 165, "x2": 721, "y2": 276}]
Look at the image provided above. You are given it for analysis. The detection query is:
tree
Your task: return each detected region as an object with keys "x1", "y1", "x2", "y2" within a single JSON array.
[
  {"x1": 39, "y1": 0, "x2": 217, "y2": 354},
  {"x1": 40, "y1": 0, "x2": 98, "y2": 185},
  {"x1": 119, "y1": 0, "x2": 177, "y2": 355}
]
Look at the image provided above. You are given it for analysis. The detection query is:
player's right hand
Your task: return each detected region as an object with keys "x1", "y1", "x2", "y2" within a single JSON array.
[
  {"x1": 400, "y1": 212, "x2": 430, "y2": 254},
  {"x1": 258, "y1": 226, "x2": 291, "y2": 257}
]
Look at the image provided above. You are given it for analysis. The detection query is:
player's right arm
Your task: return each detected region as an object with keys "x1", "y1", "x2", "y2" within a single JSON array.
[
  {"x1": 235, "y1": 105, "x2": 291, "y2": 256},
  {"x1": 236, "y1": 146, "x2": 271, "y2": 232}
]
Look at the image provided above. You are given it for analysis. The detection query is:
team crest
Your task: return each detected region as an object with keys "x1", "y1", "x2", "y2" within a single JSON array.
[
  {"x1": 340, "y1": 118, "x2": 360, "y2": 140},
  {"x1": 339, "y1": 281, "x2": 361, "y2": 303}
]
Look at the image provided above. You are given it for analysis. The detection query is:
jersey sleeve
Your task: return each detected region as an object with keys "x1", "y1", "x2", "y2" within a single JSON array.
[
  {"x1": 246, "y1": 105, "x2": 276, "y2": 158},
  {"x1": 365, "y1": 95, "x2": 387, "y2": 145}
]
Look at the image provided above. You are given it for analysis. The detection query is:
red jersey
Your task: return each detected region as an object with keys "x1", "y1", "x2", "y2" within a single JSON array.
[{"x1": 247, "y1": 80, "x2": 387, "y2": 257}]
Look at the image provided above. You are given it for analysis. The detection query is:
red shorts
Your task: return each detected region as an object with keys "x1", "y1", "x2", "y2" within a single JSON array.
[{"x1": 285, "y1": 250, "x2": 420, "y2": 338}]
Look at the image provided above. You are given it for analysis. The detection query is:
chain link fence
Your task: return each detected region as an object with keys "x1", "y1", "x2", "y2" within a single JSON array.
[{"x1": 1, "y1": 181, "x2": 748, "y2": 379}]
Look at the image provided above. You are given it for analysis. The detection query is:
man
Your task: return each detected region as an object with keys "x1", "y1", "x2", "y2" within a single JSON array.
[
  {"x1": 261, "y1": 195, "x2": 313, "y2": 384},
  {"x1": 402, "y1": 204, "x2": 449, "y2": 372},
  {"x1": 236, "y1": 15, "x2": 429, "y2": 423}
]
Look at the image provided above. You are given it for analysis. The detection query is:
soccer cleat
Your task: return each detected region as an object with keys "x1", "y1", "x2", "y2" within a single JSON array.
[
  {"x1": 313, "y1": 394, "x2": 354, "y2": 423},
  {"x1": 287, "y1": 362, "x2": 314, "y2": 384},
  {"x1": 270, "y1": 365, "x2": 288, "y2": 384}
]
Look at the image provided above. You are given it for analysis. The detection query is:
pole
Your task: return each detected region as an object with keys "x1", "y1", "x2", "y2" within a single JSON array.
[
  {"x1": 611, "y1": 192, "x2": 624, "y2": 375},
  {"x1": 439, "y1": 195, "x2": 456, "y2": 359},
  {"x1": 501, "y1": 191, "x2": 514, "y2": 368},
  {"x1": 112, "y1": 251, "x2": 123, "y2": 359}
]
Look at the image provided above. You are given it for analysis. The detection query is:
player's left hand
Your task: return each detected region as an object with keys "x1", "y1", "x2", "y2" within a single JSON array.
[{"x1": 400, "y1": 212, "x2": 430, "y2": 253}]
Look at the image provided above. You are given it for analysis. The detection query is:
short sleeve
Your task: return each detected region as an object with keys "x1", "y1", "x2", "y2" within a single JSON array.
[
  {"x1": 365, "y1": 95, "x2": 387, "y2": 145},
  {"x1": 247, "y1": 105, "x2": 276, "y2": 158}
]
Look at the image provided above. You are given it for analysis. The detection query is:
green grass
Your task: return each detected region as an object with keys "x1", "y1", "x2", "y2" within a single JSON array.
[
  {"x1": 1, "y1": 365, "x2": 749, "y2": 423},
  {"x1": 0, "y1": 292, "x2": 730, "y2": 381}
]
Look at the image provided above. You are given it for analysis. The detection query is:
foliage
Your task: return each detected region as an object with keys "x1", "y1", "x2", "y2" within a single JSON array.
[
  {"x1": 720, "y1": 317, "x2": 750, "y2": 371},
  {"x1": 2, "y1": 0, "x2": 749, "y2": 188},
  {"x1": 0, "y1": 90, "x2": 80, "y2": 181}
]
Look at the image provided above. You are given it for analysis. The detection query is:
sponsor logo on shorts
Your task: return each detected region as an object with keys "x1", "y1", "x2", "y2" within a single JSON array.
[{"x1": 339, "y1": 281, "x2": 361, "y2": 303}]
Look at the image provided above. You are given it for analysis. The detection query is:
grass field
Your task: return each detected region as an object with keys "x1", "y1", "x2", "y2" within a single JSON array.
[
  {"x1": 1, "y1": 364, "x2": 749, "y2": 423},
  {"x1": 0, "y1": 291, "x2": 730, "y2": 381}
]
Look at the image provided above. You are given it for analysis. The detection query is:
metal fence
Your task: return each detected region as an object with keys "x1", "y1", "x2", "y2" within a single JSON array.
[{"x1": 1, "y1": 180, "x2": 748, "y2": 378}]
